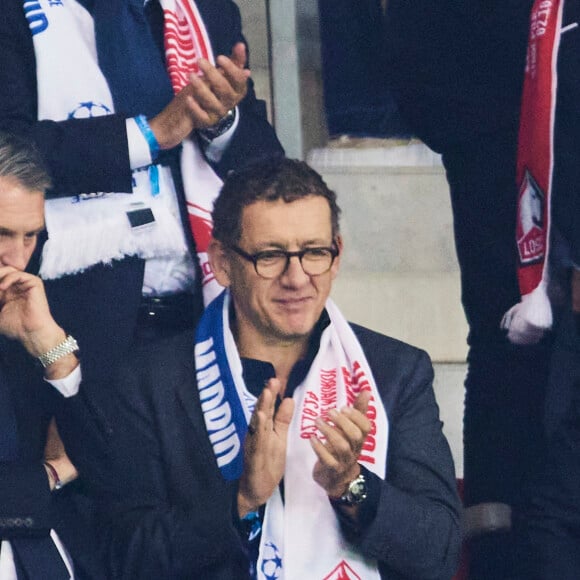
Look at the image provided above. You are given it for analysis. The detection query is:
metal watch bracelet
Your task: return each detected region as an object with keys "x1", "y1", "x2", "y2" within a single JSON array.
[
  {"x1": 37, "y1": 335, "x2": 79, "y2": 368},
  {"x1": 198, "y1": 108, "x2": 236, "y2": 141}
]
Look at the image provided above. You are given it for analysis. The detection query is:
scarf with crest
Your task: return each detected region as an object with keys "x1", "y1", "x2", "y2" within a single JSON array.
[{"x1": 502, "y1": 0, "x2": 564, "y2": 344}]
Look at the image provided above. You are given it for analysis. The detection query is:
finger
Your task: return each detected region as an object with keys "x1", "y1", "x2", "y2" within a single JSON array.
[
  {"x1": 227, "y1": 42, "x2": 247, "y2": 69},
  {"x1": 219, "y1": 59, "x2": 251, "y2": 95},
  {"x1": 314, "y1": 414, "x2": 355, "y2": 462},
  {"x1": 257, "y1": 383, "x2": 277, "y2": 419},
  {"x1": 309, "y1": 435, "x2": 340, "y2": 470},
  {"x1": 0, "y1": 275, "x2": 39, "y2": 301},
  {"x1": 264, "y1": 377, "x2": 283, "y2": 399},
  {"x1": 186, "y1": 73, "x2": 232, "y2": 122},
  {"x1": 0, "y1": 266, "x2": 19, "y2": 279},
  {"x1": 250, "y1": 377, "x2": 282, "y2": 431},
  {"x1": 326, "y1": 408, "x2": 370, "y2": 453},
  {"x1": 0, "y1": 269, "x2": 36, "y2": 290},
  {"x1": 204, "y1": 57, "x2": 249, "y2": 100},
  {"x1": 273, "y1": 397, "x2": 295, "y2": 434},
  {"x1": 339, "y1": 405, "x2": 372, "y2": 438},
  {"x1": 183, "y1": 93, "x2": 221, "y2": 127},
  {"x1": 353, "y1": 390, "x2": 371, "y2": 415}
]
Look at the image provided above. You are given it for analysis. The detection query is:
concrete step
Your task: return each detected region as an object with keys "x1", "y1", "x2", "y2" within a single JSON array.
[
  {"x1": 433, "y1": 363, "x2": 466, "y2": 477},
  {"x1": 308, "y1": 141, "x2": 469, "y2": 363}
]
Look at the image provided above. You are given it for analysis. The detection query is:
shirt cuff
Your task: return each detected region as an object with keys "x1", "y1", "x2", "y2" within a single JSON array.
[
  {"x1": 202, "y1": 107, "x2": 240, "y2": 163},
  {"x1": 126, "y1": 117, "x2": 154, "y2": 170},
  {"x1": 45, "y1": 364, "x2": 82, "y2": 398}
]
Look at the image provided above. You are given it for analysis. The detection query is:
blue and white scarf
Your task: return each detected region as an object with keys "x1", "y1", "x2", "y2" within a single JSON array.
[{"x1": 195, "y1": 290, "x2": 389, "y2": 579}]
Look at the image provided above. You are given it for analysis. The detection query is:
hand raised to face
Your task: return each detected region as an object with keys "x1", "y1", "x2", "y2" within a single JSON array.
[
  {"x1": 0, "y1": 266, "x2": 58, "y2": 348},
  {"x1": 0, "y1": 266, "x2": 77, "y2": 379}
]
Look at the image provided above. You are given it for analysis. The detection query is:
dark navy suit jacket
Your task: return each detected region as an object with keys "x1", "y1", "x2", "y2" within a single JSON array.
[
  {"x1": 63, "y1": 322, "x2": 461, "y2": 579},
  {"x1": 0, "y1": 340, "x2": 105, "y2": 579}
]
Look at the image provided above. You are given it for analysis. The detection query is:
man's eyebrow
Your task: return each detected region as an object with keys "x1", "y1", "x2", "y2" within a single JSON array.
[
  {"x1": 253, "y1": 238, "x2": 332, "y2": 250},
  {"x1": 0, "y1": 226, "x2": 45, "y2": 235}
]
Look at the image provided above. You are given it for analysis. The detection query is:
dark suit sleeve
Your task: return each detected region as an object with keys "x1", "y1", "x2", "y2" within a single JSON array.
[
  {"x1": 347, "y1": 329, "x2": 462, "y2": 580},
  {"x1": 57, "y1": 339, "x2": 247, "y2": 580},
  {"x1": 197, "y1": 0, "x2": 284, "y2": 178},
  {"x1": 0, "y1": 356, "x2": 60, "y2": 541},
  {"x1": 0, "y1": 463, "x2": 52, "y2": 540}
]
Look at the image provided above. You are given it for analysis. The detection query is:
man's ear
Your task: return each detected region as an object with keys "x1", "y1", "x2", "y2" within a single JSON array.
[
  {"x1": 331, "y1": 234, "x2": 343, "y2": 279},
  {"x1": 208, "y1": 238, "x2": 232, "y2": 287}
]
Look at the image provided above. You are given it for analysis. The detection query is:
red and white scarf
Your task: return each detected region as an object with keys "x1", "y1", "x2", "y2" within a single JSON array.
[
  {"x1": 162, "y1": 0, "x2": 224, "y2": 305},
  {"x1": 502, "y1": 0, "x2": 564, "y2": 344}
]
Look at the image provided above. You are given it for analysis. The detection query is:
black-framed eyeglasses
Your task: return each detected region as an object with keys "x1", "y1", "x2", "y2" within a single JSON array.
[{"x1": 229, "y1": 243, "x2": 339, "y2": 279}]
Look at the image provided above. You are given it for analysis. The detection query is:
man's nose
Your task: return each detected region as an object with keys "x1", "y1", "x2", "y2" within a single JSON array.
[
  {"x1": 1, "y1": 239, "x2": 30, "y2": 271},
  {"x1": 280, "y1": 255, "x2": 310, "y2": 285}
]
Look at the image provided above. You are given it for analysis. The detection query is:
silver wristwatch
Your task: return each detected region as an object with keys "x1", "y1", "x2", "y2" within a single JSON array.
[
  {"x1": 333, "y1": 473, "x2": 368, "y2": 506},
  {"x1": 37, "y1": 335, "x2": 79, "y2": 368}
]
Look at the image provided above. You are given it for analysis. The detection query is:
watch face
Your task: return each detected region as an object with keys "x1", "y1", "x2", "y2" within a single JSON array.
[{"x1": 347, "y1": 474, "x2": 367, "y2": 504}]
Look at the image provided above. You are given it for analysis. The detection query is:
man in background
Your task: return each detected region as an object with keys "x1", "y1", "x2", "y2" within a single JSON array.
[
  {"x1": 384, "y1": 3, "x2": 547, "y2": 577},
  {"x1": 0, "y1": 132, "x2": 103, "y2": 579}
]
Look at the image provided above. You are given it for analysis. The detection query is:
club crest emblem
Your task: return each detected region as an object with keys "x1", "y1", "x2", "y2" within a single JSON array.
[
  {"x1": 516, "y1": 169, "x2": 545, "y2": 265},
  {"x1": 323, "y1": 560, "x2": 362, "y2": 580}
]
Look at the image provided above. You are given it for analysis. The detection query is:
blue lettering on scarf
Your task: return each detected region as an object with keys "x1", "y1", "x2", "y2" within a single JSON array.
[
  {"x1": 196, "y1": 337, "x2": 242, "y2": 471},
  {"x1": 23, "y1": 1, "x2": 49, "y2": 36},
  {"x1": 195, "y1": 291, "x2": 252, "y2": 481}
]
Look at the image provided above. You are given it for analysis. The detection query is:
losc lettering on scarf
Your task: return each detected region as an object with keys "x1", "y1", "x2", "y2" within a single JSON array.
[{"x1": 195, "y1": 337, "x2": 241, "y2": 470}]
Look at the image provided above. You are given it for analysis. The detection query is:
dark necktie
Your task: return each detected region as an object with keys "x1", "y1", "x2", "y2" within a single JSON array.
[
  {"x1": 10, "y1": 538, "x2": 70, "y2": 580},
  {"x1": 0, "y1": 357, "x2": 69, "y2": 579},
  {"x1": 76, "y1": 0, "x2": 174, "y2": 116}
]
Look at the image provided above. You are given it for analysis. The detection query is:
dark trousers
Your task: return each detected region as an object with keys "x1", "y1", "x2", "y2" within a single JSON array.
[
  {"x1": 316, "y1": 0, "x2": 412, "y2": 138},
  {"x1": 521, "y1": 290, "x2": 580, "y2": 580},
  {"x1": 442, "y1": 136, "x2": 551, "y2": 579}
]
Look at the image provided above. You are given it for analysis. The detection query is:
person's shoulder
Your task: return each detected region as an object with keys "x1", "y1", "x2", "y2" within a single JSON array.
[
  {"x1": 349, "y1": 322, "x2": 434, "y2": 405},
  {"x1": 349, "y1": 322, "x2": 430, "y2": 365}
]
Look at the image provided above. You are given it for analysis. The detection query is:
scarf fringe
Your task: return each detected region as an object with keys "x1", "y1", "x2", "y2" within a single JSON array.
[
  {"x1": 40, "y1": 202, "x2": 188, "y2": 279},
  {"x1": 501, "y1": 283, "x2": 553, "y2": 344}
]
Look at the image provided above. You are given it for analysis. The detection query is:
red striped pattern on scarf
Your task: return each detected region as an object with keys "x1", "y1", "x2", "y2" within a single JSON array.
[{"x1": 163, "y1": 0, "x2": 211, "y2": 94}]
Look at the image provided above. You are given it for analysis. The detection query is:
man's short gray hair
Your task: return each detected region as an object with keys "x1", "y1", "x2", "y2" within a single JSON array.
[{"x1": 0, "y1": 132, "x2": 51, "y2": 193}]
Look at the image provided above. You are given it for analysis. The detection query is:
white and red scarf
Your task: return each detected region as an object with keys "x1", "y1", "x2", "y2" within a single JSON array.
[
  {"x1": 163, "y1": 0, "x2": 224, "y2": 304},
  {"x1": 502, "y1": 0, "x2": 564, "y2": 344},
  {"x1": 195, "y1": 291, "x2": 388, "y2": 579}
]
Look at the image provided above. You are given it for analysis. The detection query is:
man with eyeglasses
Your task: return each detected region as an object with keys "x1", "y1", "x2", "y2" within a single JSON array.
[{"x1": 77, "y1": 157, "x2": 460, "y2": 578}]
